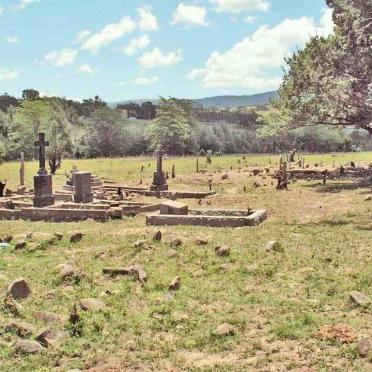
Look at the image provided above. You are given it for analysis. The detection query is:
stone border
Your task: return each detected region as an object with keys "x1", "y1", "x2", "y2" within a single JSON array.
[{"x1": 146, "y1": 209, "x2": 267, "y2": 228}]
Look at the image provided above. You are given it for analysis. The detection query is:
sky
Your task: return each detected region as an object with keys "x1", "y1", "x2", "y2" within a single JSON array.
[{"x1": 0, "y1": 0, "x2": 334, "y2": 102}]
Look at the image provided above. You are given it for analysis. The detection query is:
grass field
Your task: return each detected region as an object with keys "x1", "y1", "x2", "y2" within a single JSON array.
[{"x1": 0, "y1": 152, "x2": 371, "y2": 371}]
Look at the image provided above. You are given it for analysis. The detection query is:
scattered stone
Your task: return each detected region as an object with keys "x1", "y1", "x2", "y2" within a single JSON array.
[
  {"x1": 5, "y1": 320, "x2": 36, "y2": 337},
  {"x1": 80, "y1": 298, "x2": 106, "y2": 312},
  {"x1": 4, "y1": 293, "x2": 22, "y2": 315},
  {"x1": 7, "y1": 278, "x2": 31, "y2": 299},
  {"x1": 213, "y1": 323, "x2": 235, "y2": 336},
  {"x1": 169, "y1": 276, "x2": 181, "y2": 291},
  {"x1": 165, "y1": 249, "x2": 178, "y2": 258},
  {"x1": 58, "y1": 264, "x2": 77, "y2": 279},
  {"x1": 3, "y1": 235, "x2": 13, "y2": 243},
  {"x1": 70, "y1": 232, "x2": 84, "y2": 243},
  {"x1": 364, "y1": 195, "x2": 371, "y2": 201},
  {"x1": 54, "y1": 232, "x2": 63, "y2": 241},
  {"x1": 266, "y1": 241, "x2": 283, "y2": 252},
  {"x1": 102, "y1": 267, "x2": 133, "y2": 277},
  {"x1": 133, "y1": 267, "x2": 148, "y2": 285},
  {"x1": 33, "y1": 311, "x2": 65, "y2": 325},
  {"x1": 349, "y1": 291, "x2": 370, "y2": 306},
  {"x1": 14, "y1": 340, "x2": 43, "y2": 354},
  {"x1": 221, "y1": 173, "x2": 229, "y2": 180},
  {"x1": 170, "y1": 238, "x2": 182, "y2": 247},
  {"x1": 195, "y1": 238, "x2": 209, "y2": 246},
  {"x1": 14, "y1": 240, "x2": 27, "y2": 250},
  {"x1": 35, "y1": 328, "x2": 66, "y2": 348},
  {"x1": 153, "y1": 230, "x2": 162, "y2": 242},
  {"x1": 315, "y1": 324, "x2": 357, "y2": 343},
  {"x1": 134, "y1": 240, "x2": 146, "y2": 249},
  {"x1": 215, "y1": 246, "x2": 230, "y2": 257},
  {"x1": 357, "y1": 338, "x2": 371, "y2": 357}
]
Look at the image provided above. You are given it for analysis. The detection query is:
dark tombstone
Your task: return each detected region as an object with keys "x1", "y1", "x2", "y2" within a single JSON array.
[
  {"x1": 19, "y1": 152, "x2": 25, "y2": 186},
  {"x1": 33, "y1": 133, "x2": 55, "y2": 208},
  {"x1": 171, "y1": 165, "x2": 176, "y2": 178},
  {"x1": 73, "y1": 172, "x2": 93, "y2": 203},
  {"x1": 150, "y1": 146, "x2": 168, "y2": 191}
]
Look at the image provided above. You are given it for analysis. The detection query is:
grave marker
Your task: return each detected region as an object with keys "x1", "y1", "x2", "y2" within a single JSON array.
[
  {"x1": 33, "y1": 133, "x2": 54, "y2": 208},
  {"x1": 73, "y1": 172, "x2": 93, "y2": 203},
  {"x1": 19, "y1": 152, "x2": 25, "y2": 186},
  {"x1": 150, "y1": 146, "x2": 168, "y2": 191}
]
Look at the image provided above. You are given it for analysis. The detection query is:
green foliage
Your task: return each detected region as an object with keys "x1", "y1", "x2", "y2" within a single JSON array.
[
  {"x1": 145, "y1": 98, "x2": 192, "y2": 154},
  {"x1": 263, "y1": 0, "x2": 372, "y2": 135}
]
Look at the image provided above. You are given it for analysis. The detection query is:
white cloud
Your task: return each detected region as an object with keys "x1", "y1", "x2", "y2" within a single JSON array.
[
  {"x1": 138, "y1": 5, "x2": 159, "y2": 31},
  {"x1": 0, "y1": 68, "x2": 18, "y2": 80},
  {"x1": 77, "y1": 64, "x2": 98, "y2": 74},
  {"x1": 210, "y1": 0, "x2": 270, "y2": 13},
  {"x1": 319, "y1": 8, "x2": 334, "y2": 36},
  {"x1": 187, "y1": 14, "x2": 334, "y2": 90},
  {"x1": 45, "y1": 48, "x2": 77, "y2": 67},
  {"x1": 244, "y1": 15, "x2": 256, "y2": 24},
  {"x1": 5, "y1": 35, "x2": 19, "y2": 43},
  {"x1": 118, "y1": 81, "x2": 126, "y2": 86},
  {"x1": 172, "y1": 3, "x2": 209, "y2": 27},
  {"x1": 82, "y1": 16, "x2": 136, "y2": 53},
  {"x1": 124, "y1": 35, "x2": 150, "y2": 56},
  {"x1": 134, "y1": 75, "x2": 159, "y2": 85},
  {"x1": 74, "y1": 30, "x2": 92, "y2": 44},
  {"x1": 13, "y1": 0, "x2": 40, "y2": 11},
  {"x1": 139, "y1": 47, "x2": 182, "y2": 69},
  {"x1": 0, "y1": 5, "x2": 4, "y2": 15}
]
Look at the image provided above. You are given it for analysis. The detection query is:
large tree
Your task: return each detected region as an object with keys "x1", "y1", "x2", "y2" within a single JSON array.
[
  {"x1": 262, "y1": 0, "x2": 372, "y2": 136},
  {"x1": 145, "y1": 98, "x2": 192, "y2": 154}
]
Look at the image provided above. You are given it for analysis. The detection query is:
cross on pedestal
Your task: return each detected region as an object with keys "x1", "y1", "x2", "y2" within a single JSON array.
[
  {"x1": 35, "y1": 133, "x2": 49, "y2": 175},
  {"x1": 154, "y1": 146, "x2": 164, "y2": 174}
]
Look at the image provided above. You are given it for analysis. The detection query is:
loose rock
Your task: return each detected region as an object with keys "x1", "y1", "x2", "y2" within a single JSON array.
[
  {"x1": 5, "y1": 320, "x2": 35, "y2": 337},
  {"x1": 170, "y1": 238, "x2": 182, "y2": 247},
  {"x1": 153, "y1": 230, "x2": 162, "y2": 242},
  {"x1": 165, "y1": 249, "x2": 178, "y2": 258},
  {"x1": 14, "y1": 340, "x2": 43, "y2": 354},
  {"x1": 364, "y1": 195, "x2": 371, "y2": 201},
  {"x1": 33, "y1": 311, "x2": 65, "y2": 325},
  {"x1": 70, "y1": 233, "x2": 84, "y2": 243},
  {"x1": 54, "y1": 233, "x2": 63, "y2": 241},
  {"x1": 266, "y1": 241, "x2": 283, "y2": 252},
  {"x1": 35, "y1": 328, "x2": 66, "y2": 348},
  {"x1": 7, "y1": 278, "x2": 31, "y2": 299},
  {"x1": 14, "y1": 241, "x2": 27, "y2": 250},
  {"x1": 215, "y1": 246, "x2": 230, "y2": 257},
  {"x1": 3, "y1": 235, "x2": 13, "y2": 243},
  {"x1": 80, "y1": 298, "x2": 106, "y2": 311},
  {"x1": 357, "y1": 338, "x2": 371, "y2": 357},
  {"x1": 4, "y1": 293, "x2": 22, "y2": 315},
  {"x1": 349, "y1": 291, "x2": 370, "y2": 306},
  {"x1": 195, "y1": 238, "x2": 209, "y2": 246},
  {"x1": 169, "y1": 276, "x2": 181, "y2": 291},
  {"x1": 213, "y1": 323, "x2": 235, "y2": 336}
]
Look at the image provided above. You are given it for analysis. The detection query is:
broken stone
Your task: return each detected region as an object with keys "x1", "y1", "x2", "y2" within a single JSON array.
[
  {"x1": 169, "y1": 276, "x2": 181, "y2": 291},
  {"x1": 4, "y1": 293, "x2": 22, "y2": 315},
  {"x1": 33, "y1": 311, "x2": 65, "y2": 325},
  {"x1": 80, "y1": 298, "x2": 106, "y2": 311},
  {"x1": 14, "y1": 240, "x2": 27, "y2": 250},
  {"x1": 266, "y1": 241, "x2": 283, "y2": 252},
  {"x1": 364, "y1": 195, "x2": 371, "y2": 201},
  {"x1": 134, "y1": 267, "x2": 148, "y2": 285},
  {"x1": 215, "y1": 246, "x2": 230, "y2": 257},
  {"x1": 102, "y1": 267, "x2": 132, "y2": 277},
  {"x1": 349, "y1": 291, "x2": 370, "y2": 306},
  {"x1": 160, "y1": 200, "x2": 188, "y2": 215},
  {"x1": 195, "y1": 238, "x2": 209, "y2": 246},
  {"x1": 70, "y1": 232, "x2": 84, "y2": 243},
  {"x1": 35, "y1": 328, "x2": 66, "y2": 348},
  {"x1": 165, "y1": 249, "x2": 178, "y2": 258},
  {"x1": 58, "y1": 264, "x2": 77, "y2": 279},
  {"x1": 213, "y1": 323, "x2": 235, "y2": 336},
  {"x1": 14, "y1": 340, "x2": 43, "y2": 354},
  {"x1": 357, "y1": 338, "x2": 371, "y2": 357},
  {"x1": 134, "y1": 240, "x2": 146, "y2": 249},
  {"x1": 3, "y1": 235, "x2": 13, "y2": 243},
  {"x1": 7, "y1": 278, "x2": 31, "y2": 299},
  {"x1": 170, "y1": 238, "x2": 182, "y2": 247},
  {"x1": 5, "y1": 320, "x2": 36, "y2": 337},
  {"x1": 153, "y1": 230, "x2": 162, "y2": 242},
  {"x1": 54, "y1": 232, "x2": 63, "y2": 241}
]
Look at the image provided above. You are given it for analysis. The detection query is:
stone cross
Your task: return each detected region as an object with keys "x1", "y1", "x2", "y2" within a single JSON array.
[
  {"x1": 35, "y1": 133, "x2": 49, "y2": 175},
  {"x1": 154, "y1": 146, "x2": 164, "y2": 174},
  {"x1": 20, "y1": 152, "x2": 25, "y2": 186}
]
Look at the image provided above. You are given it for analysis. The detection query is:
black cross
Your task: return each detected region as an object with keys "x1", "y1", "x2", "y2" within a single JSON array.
[{"x1": 35, "y1": 133, "x2": 49, "y2": 175}]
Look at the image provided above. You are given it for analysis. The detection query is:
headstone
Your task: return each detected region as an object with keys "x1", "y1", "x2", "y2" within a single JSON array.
[
  {"x1": 33, "y1": 133, "x2": 54, "y2": 208},
  {"x1": 20, "y1": 152, "x2": 25, "y2": 186},
  {"x1": 73, "y1": 172, "x2": 93, "y2": 203},
  {"x1": 0, "y1": 181, "x2": 6, "y2": 197},
  {"x1": 150, "y1": 146, "x2": 168, "y2": 191}
]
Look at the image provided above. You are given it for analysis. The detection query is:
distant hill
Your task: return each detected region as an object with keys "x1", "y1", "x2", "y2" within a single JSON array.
[{"x1": 111, "y1": 91, "x2": 278, "y2": 109}]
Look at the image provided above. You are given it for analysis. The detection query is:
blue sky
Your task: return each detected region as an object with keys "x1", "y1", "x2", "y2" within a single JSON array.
[{"x1": 0, "y1": 0, "x2": 333, "y2": 102}]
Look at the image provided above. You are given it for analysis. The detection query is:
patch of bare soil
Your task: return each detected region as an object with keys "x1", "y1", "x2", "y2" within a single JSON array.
[{"x1": 315, "y1": 324, "x2": 358, "y2": 343}]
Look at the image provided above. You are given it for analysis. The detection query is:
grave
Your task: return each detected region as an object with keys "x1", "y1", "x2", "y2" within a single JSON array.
[
  {"x1": 63, "y1": 168, "x2": 102, "y2": 192},
  {"x1": 147, "y1": 201, "x2": 267, "y2": 228},
  {"x1": 150, "y1": 146, "x2": 168, "y2": 191},
  {"x1": 73, "y1": 172, "x2": 94, "y2": 203},
  {"x1": 33, "y1": 133, "x2": 55, "y2": 208}
]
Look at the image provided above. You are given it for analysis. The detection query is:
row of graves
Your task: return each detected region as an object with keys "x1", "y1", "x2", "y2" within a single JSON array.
[{"x1": 0, "y1": 133, "x2": 268, "y2": 227}]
